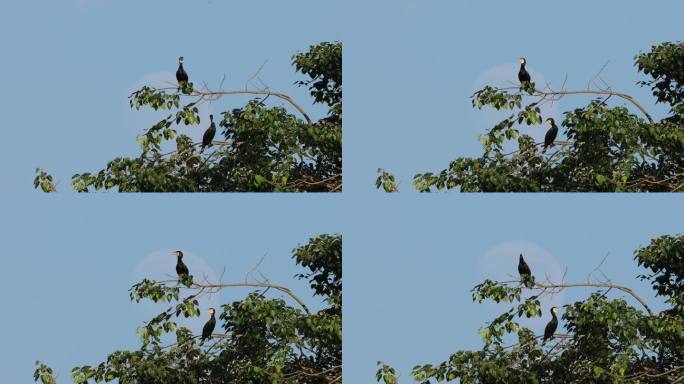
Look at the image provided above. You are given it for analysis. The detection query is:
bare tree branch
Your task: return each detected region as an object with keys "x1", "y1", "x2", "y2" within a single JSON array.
[
  {"x1": 503, "y1": 85, "x2": 654, "y2": 123},
  {"x1": 533, "y1": 281, "x2": 653, "y2": 315},
  {"x1": 192, "y1": 281, "x2": 311, "y2": 314}
]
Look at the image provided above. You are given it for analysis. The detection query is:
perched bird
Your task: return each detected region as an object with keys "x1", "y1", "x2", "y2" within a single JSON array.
[
  {"x1": 518, "y1": 254, "x2": 533, "y2": 288},
  {"x1": 200, "y1": 114, "x2": 217, "y2": 153},
  {"x1": 176, "y1": 56, "x2": 189, "y2": 87},
  {"x1": 518, "y1": 57, "x2": 531, "y2": 88},
  {"x1": 543, "y1": 118, "x2": 559, "y2": 152},
  {"x1": 201, "y1": 307, "x2": 217, "y2": 341},
  {"x1": 542, "y1": 306, "x2": 560, "y2": 345},
  {"x1": 174, "y1": 250, "x2": 189, "y2": 277}
]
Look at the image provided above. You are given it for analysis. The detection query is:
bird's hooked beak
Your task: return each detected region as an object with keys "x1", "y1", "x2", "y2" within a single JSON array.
[
  {"x1": 179, "y1": 56, "x2": 184, "y2": 64},
  {"x1": 552, "y1": 307, "x2": 560, "y2": 314},
  {"x1": 208, "y1": 307, "x2": 215, "y2": 315},
  {"x1": 519, "y1": 57, "x2": 526, "y2": 65}
]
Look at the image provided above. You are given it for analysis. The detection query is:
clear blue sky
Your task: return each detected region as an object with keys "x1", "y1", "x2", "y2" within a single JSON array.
[
  {"x1": 2, "y1": 1, "x2": 684, "y2": 383},
  {"x1": 345, "y1": 194, "x2": 684, "y2": 382},
  {"x1": 0, "y1": 194, "x2": 344, "y2": 382},
  {"x1": 0, "y1": 0, "x2": 341, "y2": 192}
]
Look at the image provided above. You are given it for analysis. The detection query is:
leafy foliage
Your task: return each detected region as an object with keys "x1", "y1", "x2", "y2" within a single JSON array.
[
  {"x1": 375, "y1": 168, "x2": 399, "y2": 192},
  {"x1": 293, "y1": 41, "x2": 342, "y2": 118},
  {"x1": 293, "y1": 234, "x2": 342, "y2": 312},
  {"x1": 377, "y1": 42, "x2": 684, "y2": 192},
  {"x1": 636, "y1": 235, "x2": 684, "y2": 315},
  {"x1": 33, "y1": 168, "x2": 57, "y2": 192},
  {"x1": 376, "y1": 362, "x2": 398, "y2": 384},
  {"x1": 36, "y1": 42, "x2": 342, "y2": 192},
  {"x1": 33, "y1": 362, "x2": 57, "y2": 384},
  {"x1": 35, "y1": 234, "x2": 342, "y2": 384},
  {"x1": 636, "y1": 41, "x2": 684, "y2": 109},
  {"x1": 377, "y1": 234, "x2": 684, "y2": 383}
]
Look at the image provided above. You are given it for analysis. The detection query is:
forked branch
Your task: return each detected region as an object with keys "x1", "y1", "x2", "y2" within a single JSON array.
[
  {"x1": 192, "y1": 89, "x2": 313, "y2": 124},
  {"x1": 503, "y1": 85, "x2": 654, "y2": 123},
  {"x1": 532, "y1": 281, "x2": 653, "y2": 315},
  {"x1": 193, "y1": 281, "x2": 311, "y2": 314}
]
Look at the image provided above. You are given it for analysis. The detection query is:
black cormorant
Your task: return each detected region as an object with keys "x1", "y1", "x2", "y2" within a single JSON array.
[
  {"x1": 174, "y1": 250, "x2": 189, "y2": 277},
  {"x1": 542, "y1": 306, "x2": 559, "y2": 345},
  {"x1": 200, "y1": 114, "x2": 216, "y2": 153},
  {"x1": 543, "y1": 118, "x2": 558, "y2": 152},
  {"x1": 176, "y1": 56, "x2": 189, "y2": 87},
  {"x1": 518, "y1": 57, "x2": 531, "y2": 87},
  {"x1": 518, "y1": 254, "x2": 533, "y2": 288},
  {"x1": 201, "y1": 307, "x2": 216, "y2": 341}
]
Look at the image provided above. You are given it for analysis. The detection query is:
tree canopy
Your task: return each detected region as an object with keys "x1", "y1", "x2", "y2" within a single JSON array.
[
  {"x1": 376, "y1": 41, "x2": 684, "y2": 192},
  {"x1": 35, "y1": 41, "x2": 341, "y2": 192},
  {"x1": 34, "y1": 233, "x2": 342, "y2": 383},
  {"x1": 376, "y1": 234, "x2": 684, "y2": 383}
]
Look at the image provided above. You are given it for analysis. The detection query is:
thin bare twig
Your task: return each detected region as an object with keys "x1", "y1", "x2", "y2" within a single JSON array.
[
  {"x1": 504, "y1": 85, "x2": 653, "y2": 123},
  {"x1": 192, "y1": 281, "x2": 311, "y2": 314},
  {"x1": 534, "y1": 282, "x2": 652, "y2": 315}
]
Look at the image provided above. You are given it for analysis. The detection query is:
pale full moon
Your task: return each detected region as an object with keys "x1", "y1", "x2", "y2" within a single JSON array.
[
  {"x1": 477, "y1": 240, "x2": 565, "y2": 330},
  {"x1": 472, "y1": 63, "x2": 560, "y2": 146},
  {"x1": 132, "y1": 249, "x2": 222, "y2": 338},
  {"x1": 126, "y1": 71, "x2": 214, "y2": 145}
]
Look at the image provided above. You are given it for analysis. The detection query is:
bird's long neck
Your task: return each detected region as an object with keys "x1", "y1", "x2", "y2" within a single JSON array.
[
  {"x1": 550, "y1": 311, "x2": 557, "y2": 321},
  {"x1": 179, "y1": 63, "x2": 184, "y2": 70},
  {"x1": 520, "y1": 63, "x2": 526, "y2": 70}
]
